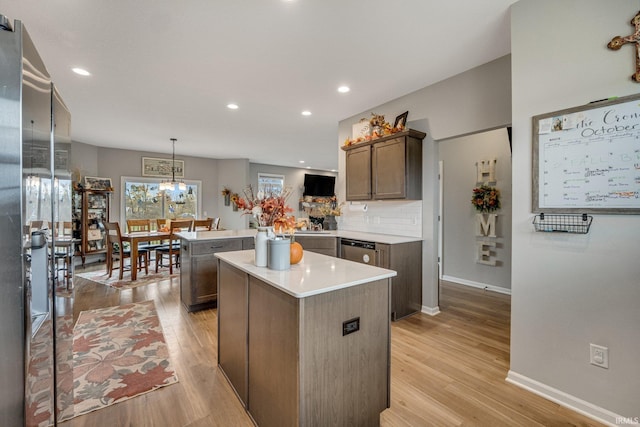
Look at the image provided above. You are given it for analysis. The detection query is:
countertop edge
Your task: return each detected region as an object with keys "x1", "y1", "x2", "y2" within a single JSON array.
[
  {"x1": 177, "y1": 229, "x2": 421, "y2": 245},
  {"x1": 216, "y1": 250, "x2": 397, "y2": 298}
]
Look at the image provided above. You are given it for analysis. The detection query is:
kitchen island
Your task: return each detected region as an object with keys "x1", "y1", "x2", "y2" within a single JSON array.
[
  {"x1": 177, "y1": 229, "x2": 256, "y2": 311},
  {"x1": 215, "y1": 250, "x2": 396, "y2": 427}
]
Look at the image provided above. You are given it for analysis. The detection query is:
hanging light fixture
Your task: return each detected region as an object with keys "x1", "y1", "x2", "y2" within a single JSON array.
[{"x1": 159, "y1": 138, "x2": 186, "y2": 191}]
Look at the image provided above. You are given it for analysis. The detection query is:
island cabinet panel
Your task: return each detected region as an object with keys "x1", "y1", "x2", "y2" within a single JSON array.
[
  {"x1": 299, "y1": 279, "x2": 390, "y2": 426},
  {"x1": 294, "y1": 236, "x2": 337, "y2": 257},
  {"x1": 180, "y1": 238, "x2": 243, "y2": 312},
  {"x1": 218, "y1": 262, "x2": 249, "y2": 406},
  {"x1": 248, "y1": 278, "x2": 300, "y2": 427}
]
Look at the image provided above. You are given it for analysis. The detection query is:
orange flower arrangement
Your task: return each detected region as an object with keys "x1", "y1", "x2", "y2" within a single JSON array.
[{"x1": 235, "y1": 185, "x2": 295, "y2": 230}]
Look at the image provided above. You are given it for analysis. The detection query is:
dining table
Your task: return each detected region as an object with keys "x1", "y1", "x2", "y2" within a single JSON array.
[{"x1": 120, "y1": 230, "x2": 171, "y2": 281}]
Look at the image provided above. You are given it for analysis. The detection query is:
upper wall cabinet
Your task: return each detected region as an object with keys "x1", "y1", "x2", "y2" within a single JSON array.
[{"x1": 342, "y1": 129, "x2": 426, "y2": 201}]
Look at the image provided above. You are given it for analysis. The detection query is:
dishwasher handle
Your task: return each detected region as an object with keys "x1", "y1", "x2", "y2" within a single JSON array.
[{"x1": 340, "y1": 238, "x2": 376, "y2": 250}]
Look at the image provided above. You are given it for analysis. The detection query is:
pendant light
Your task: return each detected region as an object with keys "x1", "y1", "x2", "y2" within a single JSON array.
[{"x1": 159, "y1": 138, "x2": 186, "y2": 191}]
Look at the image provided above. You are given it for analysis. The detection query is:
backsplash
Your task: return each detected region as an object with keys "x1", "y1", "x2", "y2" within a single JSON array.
[{"x1": 337, "y1": 200, "x2": 422, "y2": 238}]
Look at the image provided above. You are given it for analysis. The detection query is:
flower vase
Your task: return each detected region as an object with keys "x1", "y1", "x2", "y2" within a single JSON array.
[
  {"x1": 254, "y1": 226, "x2": 271, "y2": 267},
  {"x1": 224, "y1": 193, "x2": 230, "y2": 206},
  {"x1": 232, "y1": 202, "x2": 238, "y2": 211},
  {"x1": 324, "y1": 215, "x2": 337, "y2": 230}
]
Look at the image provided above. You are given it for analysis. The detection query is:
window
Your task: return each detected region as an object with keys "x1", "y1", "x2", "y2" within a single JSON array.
[
  {"x1": 257, "y1": 173, "x2": 284, "y2": 197},
  {"x1": 121, "y1": 177, "x2": 201, "y2": 229}
]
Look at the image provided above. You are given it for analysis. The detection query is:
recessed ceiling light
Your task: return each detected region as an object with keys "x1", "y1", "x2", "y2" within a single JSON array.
[
  {"x1": 72, "y1": 67, "x2": 91, "y2": 76},
  {"x1": 306, "y1": 166, "x2": 311, "y2": 169},
  {"x1": 301, "y1": 110, "x2": 312, "y2": 116},
  {"x1": 227, "y1": 103, "x2": 239, "y2": 110},
  {"x1": 299, "y1": 160, "x2": 305, "y2": 164},
  {"x1": 337, "y1": 85, "x2": 350, "y2": 93},
  {"x1": 331, "y1": 169, "x2": 337, "y2": 172}
]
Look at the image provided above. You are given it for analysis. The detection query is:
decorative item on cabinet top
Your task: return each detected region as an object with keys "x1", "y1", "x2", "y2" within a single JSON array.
[
  {"x1": 342, "y1": 128, "x2": 425, "y2": 151},
  {"x1": 345, "y1": 111, "x2": 411, "y2": 147},
  {"x1": 83, "y1": 176, "x2": 113, "y2": 191}
]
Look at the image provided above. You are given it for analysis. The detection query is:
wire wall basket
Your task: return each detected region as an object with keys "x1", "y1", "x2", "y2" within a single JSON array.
[{"x1": 532, "y1": 213, "x2": 593, "y2": 234}]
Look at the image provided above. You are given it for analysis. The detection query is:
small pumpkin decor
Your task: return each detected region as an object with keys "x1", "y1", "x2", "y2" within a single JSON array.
[{"x1": 290, "y1": 240, "x2": 303, "y2": 265}]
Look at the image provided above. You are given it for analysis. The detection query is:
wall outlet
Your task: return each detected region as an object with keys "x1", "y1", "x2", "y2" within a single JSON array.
[{"x1": 590, "y1": 343, "x2": 609, "y2": 369}]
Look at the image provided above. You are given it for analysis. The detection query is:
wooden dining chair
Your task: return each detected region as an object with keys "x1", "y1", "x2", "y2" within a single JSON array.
[
  {"x1": 155, "y1": 219, "x2": 192, "y2": 274},
  {"x1": 156, "y1": 218, "x2": 168, "y2": 230},
  {"x1": 126, "y1": 218, "x2": 151, "y2": 233},
  {"x1": 192, "y1": 218, "x2": 213, "y2": 231},
  {"x1": 53, "y1": 221, "x2": 73, "y2": 282},
  {"x1": 126, "y1": 218, "x2": 164, "y2": 252},
  {"x1": 104, "y1": 222, "x2": 149, "y2": 280}
]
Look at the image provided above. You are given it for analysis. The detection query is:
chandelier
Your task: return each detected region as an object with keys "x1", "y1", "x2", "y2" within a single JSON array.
[{"x1": 159, "y1": 138, "x2": 186, "y2": 191}]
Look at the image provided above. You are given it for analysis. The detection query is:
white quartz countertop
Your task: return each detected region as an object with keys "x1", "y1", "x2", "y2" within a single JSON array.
[
  {"x1": 176, "y1": 229, "x2": 256, "y2": 241},
  {"x1": 178, "y1": 228, "x2": 420, "y2": 245},
  {"x1": 215, "y1": 250, "x2": 397, "y2": 298},
  {"x1": 295, "y1": 230, "x2": 421, "y2": 244}
]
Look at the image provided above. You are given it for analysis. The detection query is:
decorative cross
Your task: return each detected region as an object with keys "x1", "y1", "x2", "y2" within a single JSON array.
[{"x1": 608, "y1": 10, "x2": 640, "y2": 82}]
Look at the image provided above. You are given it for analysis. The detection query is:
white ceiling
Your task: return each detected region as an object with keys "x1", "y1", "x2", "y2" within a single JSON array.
[{"x1": 3, "y1": 0, "x2": 516, "y2": 171}]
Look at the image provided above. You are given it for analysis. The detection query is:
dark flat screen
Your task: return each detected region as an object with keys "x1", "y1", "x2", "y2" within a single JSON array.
[{"x1": 303, "y1": 174, "x2": 335, "y2": 197}]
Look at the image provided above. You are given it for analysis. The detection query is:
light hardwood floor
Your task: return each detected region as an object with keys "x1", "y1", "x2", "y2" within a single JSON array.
[{"x1": 60, "y1": 268, "x2": 604, "y2": 426}]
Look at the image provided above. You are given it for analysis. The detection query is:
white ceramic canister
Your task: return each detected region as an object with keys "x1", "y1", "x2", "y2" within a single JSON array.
[{"x1": 254, "y1": 227, "x2": 269, "y2": 267}]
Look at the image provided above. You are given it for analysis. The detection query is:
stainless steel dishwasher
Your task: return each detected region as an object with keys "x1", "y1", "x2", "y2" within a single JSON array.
[{"x1": 340, "y1": 238, "x2": 378, "y2": 266}]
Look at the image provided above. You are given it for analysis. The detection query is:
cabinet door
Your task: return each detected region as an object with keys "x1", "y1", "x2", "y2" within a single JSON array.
[
  {"x1": 372, "y1": 137, "x2": 406, "y2": 199},
  {"x1": 192, "y1": 253, "x2": 217, "y2": 304},
  {"x1": 345, "y1": 145, "x2": 372, "y2": 201},
  {"x1": 295, "y1": 236, "x2": 337, "y2": 257},
  {"x1": 242, "y1": 237, "x2": 255, "y2": 250}
]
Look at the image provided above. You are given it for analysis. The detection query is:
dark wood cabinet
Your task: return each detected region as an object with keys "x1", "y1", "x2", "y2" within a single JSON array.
[
  {"x1": 376, "y1": 241, "x2": 422, "y2": 321},
  {"x1": 342, "y1": 129, "x2": 425, "y2": 201},
  {"x1": 294, "y1": 235, "x2": 338, "y2": 257},
  {"x1": 344, "y1": 144, "x2": 372, "y2": 201},
  {"x1": 72, "y1": 188, "x2": 111, "y2": 263},
  {"x1": 180, "y1": 237, "x2": 252, "y2": 312}
]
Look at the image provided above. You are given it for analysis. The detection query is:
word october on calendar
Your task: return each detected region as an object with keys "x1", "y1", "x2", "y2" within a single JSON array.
[{"x1": 532, "y1": 94, "x2": 640, "y2": 214}]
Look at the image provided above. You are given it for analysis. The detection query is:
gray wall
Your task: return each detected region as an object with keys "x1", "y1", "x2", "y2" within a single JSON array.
[
  {"x1": 69, "y1": 144, "x2": 333, "y2": 231},
  {"x1": 510, "y1": 0, "x2": 640, "y2": 420},
  {"x1": 337, "y1": 55, "x2": 512, "y2": 311},
  {"x1": 440, "y1": 128, "x2": 512, "y2": 291},
  {"x1": 70, "y1": 141, "x2": 231, "y2": 225},
  {"x1": 249, "y1": 163, "x2": 337, "y2": 217},
  {"x1": 216, "y1": 159, "x2": 251, "y2": 230}
]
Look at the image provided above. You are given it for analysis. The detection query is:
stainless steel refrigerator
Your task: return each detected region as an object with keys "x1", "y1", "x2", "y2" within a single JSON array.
[{"x1": 0, "y1": 15, "x2": 74, "y2": 426}]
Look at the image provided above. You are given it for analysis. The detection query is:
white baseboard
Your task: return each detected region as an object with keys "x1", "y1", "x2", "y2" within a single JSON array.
[
  {"x1": 506, "y1": 370, "x2": 629, "y2": 427},
  {"x1": 421, "y1": 305, "x2": 440, "y2": 316},
  {"x1": 441, "y1": 275, "x2": 511, "y2": 295}
]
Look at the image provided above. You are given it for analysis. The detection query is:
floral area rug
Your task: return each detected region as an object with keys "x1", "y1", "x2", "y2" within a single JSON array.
[
  {"x1": 75, "y1": 268, "x2": 177, "y2": 290},
  {"x1": 70, "y1": 300, "x2": 178, "y2": 419}
]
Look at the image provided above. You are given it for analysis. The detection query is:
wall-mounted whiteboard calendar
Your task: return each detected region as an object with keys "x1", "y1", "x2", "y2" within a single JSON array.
[{"x1": 532, "y1": 94, "x2": 640, "y2": 214}]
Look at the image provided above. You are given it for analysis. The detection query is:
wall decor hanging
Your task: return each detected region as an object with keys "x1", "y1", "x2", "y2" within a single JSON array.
[{"x1": 607, "y1": 10, "x2": 640, "y2": 82}]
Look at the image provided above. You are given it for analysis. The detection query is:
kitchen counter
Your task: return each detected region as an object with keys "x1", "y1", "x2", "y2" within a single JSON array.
[
  {"x1": 177, "y1": 228, "x2": 420, "y2": 245},
  {"x1": 175, "y1": 229, "x2": 256, "y2": 241},
  {"x1": 295, "y1": 230, "x2": 421, "y2": 244},
  {"x1": 216, "y1": 249, "x2": 393, "y2": 426},
  {"x1": 215, "y1": 250, "x2": 396, "y2": 298}
]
